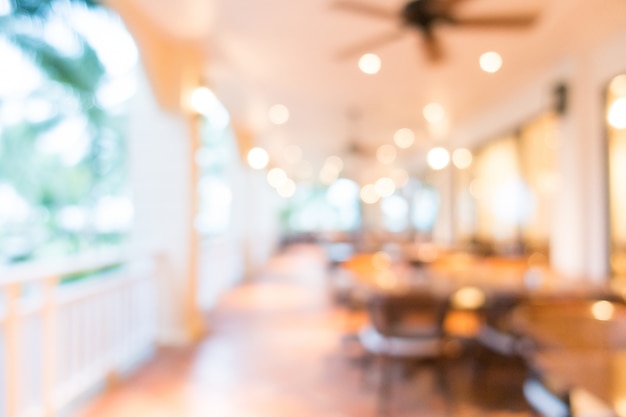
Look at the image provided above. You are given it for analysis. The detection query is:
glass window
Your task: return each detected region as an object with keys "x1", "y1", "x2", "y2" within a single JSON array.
[{"x1": 457, "y1": 112, "x2": 557, "y2": 256}]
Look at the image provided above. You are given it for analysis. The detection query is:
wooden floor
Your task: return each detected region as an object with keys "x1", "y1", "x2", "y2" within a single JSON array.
[{"x1": 74, "y1": 244, "x2": 534, "y2": 417}]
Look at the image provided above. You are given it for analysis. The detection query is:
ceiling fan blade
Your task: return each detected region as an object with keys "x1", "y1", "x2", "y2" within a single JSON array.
[
  {"x1": 335, "y1": 29, "x2": 406, "y2": 60},
  {"x1": 331, "y1": 0, "x2": 397, "y2": 20},
  {"x1": 451, "y1": 14, "x2": 538, "y2": 28}
]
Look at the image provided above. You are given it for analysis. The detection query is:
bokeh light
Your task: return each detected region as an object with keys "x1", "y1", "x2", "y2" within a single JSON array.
[
  {"x1": 393, "y1": 128, "x2": 415, "y2": 148},
  {"x1": 375, "y1": 177, "x2": 396, "y2": 198},
  {"x1": 423, "y1": 102, "x2": 445, "y2": 124},
  {"x1": 360, "y1": 184, "x2": 379, "y2": 204},
  {"x1": 268, "y1": 104, "x2": 289, "y2": 125},
  {"x1": 452, "y1": 148, "x2": 473, "y2": 169},
  {"x1": 479, "y1": 51, "x2": 503, "y2": 73},
  {"x1": 247, "y1": 147, "x2": 269, "y2": 170},
  {"x1": 359, "y1": 53, "x2": 381, "y2": 75},
  {"x1": 376, "y1": 144, "x2": 396, "y2": 164},
  {"x1": 427, "y1": 147, "x2": 450, "y2": 170},
  {"x1": 608, "y1": 97, "x2": 626, "y2": 129}
]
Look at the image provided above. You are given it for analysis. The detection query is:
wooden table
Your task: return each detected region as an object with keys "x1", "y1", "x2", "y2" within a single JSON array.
[
  {"x1": 532, "y1": 350, "x2": 626, "y2": 416},
  {"x1": 511, "y1": 299, "x2": 626, "y2": 416},
  {"x1": 511, "y1": 299, "x2": 626, "y2": 350}
]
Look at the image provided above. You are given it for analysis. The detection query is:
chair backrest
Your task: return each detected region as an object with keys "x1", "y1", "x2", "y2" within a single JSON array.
[{"x1": 366, "y1": 292, "x2": 448, "y2": 338}]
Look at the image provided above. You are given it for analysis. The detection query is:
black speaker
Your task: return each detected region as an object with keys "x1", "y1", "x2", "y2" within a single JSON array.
[{"x1": 553, "y1": 82, "x2": 568, "y2": 115}]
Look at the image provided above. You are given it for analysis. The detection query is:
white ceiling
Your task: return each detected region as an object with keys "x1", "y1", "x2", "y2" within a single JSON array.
[{"x1": 135, "y1": 0, "x2": 626, "y2": 176}]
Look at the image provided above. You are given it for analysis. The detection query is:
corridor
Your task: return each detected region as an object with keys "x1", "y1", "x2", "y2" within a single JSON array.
[{"x1": 74, "y1": 244, "x2": 531, "y2": 417}]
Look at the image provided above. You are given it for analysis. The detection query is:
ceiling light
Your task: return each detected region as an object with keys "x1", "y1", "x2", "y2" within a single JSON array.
[
  {"x1": 360, "y1": 184, "x2": 380, "y2": 204},
  {"x1": 480, "y1": 51, "x2": 503, "y2": 73},
  {"x1": 393, "y1": 128, "x2": 415, "y2": 148},
  {"x1": 359, "y1": 53, "x2": 381, "y2": 75},
  {"x1": 376, "y1": 144, "x2": 396, "y2": 164},
  {"x1": 608, "y1": 97, "x2": 626, "y2": 129},
  {"x1": 427, "y1": 147, "x2": 450, "y2": 170},
  {"x1": 452, "y1": 148, "x2": 473, "y2": 169},
  {"x1": 375, "y1": 177, "x2": 396, "y2": 198},
  {"x1": 247, "y1": 147, "x2": 269, "y2": 170},
  {"x1": 268, "y1": 104, "x2": 289, "y2": 125},
  {"x1": 423, "y1": 102, "x2": 445, "y2": 124}
]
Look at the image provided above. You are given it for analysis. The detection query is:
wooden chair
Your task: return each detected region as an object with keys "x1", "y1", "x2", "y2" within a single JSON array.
[{"x1": 358, "y1": 291, "x2": 449, "y2": 415}]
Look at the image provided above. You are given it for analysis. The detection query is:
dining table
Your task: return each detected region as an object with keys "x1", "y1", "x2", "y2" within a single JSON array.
[{"x1": 339, "y1": 249, "x2": 626, "y2": 414}]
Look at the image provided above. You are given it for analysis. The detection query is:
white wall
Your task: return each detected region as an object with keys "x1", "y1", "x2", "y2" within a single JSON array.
[{"x1": 239, "y1": 169, "x2": 281, "y2": 277}]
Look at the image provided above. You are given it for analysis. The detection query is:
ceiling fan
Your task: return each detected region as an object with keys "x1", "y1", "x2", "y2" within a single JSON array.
[{"x1": 332, "y1": 0, "x2": 539, "y2": 62}]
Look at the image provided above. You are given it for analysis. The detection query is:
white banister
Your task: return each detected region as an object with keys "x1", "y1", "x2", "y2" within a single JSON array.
[{"x1": 0, "y1": 250, "x2": 159, "y2": 417}]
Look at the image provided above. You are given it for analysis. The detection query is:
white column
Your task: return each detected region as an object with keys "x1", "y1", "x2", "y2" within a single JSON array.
[{"x1": 128, "y1": 68, "x2": 193, "y2": 344}]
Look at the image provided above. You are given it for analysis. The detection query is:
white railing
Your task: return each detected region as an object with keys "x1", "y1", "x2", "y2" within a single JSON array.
[{"x1": 0, "y1": 249, "x2": 159, "y2": 417}]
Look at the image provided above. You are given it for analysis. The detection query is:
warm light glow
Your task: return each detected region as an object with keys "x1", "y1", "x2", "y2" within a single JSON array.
[
  {"x1": 591, "y1": 300, "x2": 615, "y2": 321},
  {"x1": 479, "y1": 51, "x2": 503, "y2": 73},
  {"x1": 372, "y1": 251, "x2": 392, "y2": 270},
  {"x1": 451, "y1": 286, "x2": 486, "y2": 309},
  {"x1": 452, "y1": 148, "x2": 473, "y2": 169},
  {"x1": 268, "y1": 104, "x2": 289, "y2": 125},
  {"x1": 609, "y1": 74, "x2": 626, "y2": 97},
  {"x1": 247, "y1": 147, "x2": 269, "y2": 170},
  {"x1": 375, "y1": 177, "x2": 396, "y2": 198},
  {"x1": 427, "y1": 147, "x2": 450, "y2": 170},
  {"x1": 359, "y1": 53, "x2": 381, "y2": 74},
  {"x1": 267, "y1": 167, "x2": 287, "y2": 188},
  {"x1": 319, "y1": 155, "x2": 344, "y2": 184},
  {"x1": 189, "y1": 86, "x2": 230, "y2": 130},
  {"x1": 394, "y1": 128, "x2": 415, "y2": 148},
  {"x1": 189, "y1": 87, "x2": 212, "y2": 112},
  {"x1": 469, "y1": 179, "x2": 484, "y2": 199},
  {"x1": 277, "y1": 178, "x2": 296, "y2": 198},
  {"x1": 608, "y1": 98, "x2": 626, "y2": 129},
  {"x1": 360, "y1": 184, "x2": 379, "y2": 204},
  {"x1": 423, "y1": 102, "x2": 445, "y2": 124},
  {"x1": 376, "y1": 144, "x2": 396, "y2": 164},
  {"x1": 325, "y1": 155, "x2": 344, "y2": 172}
]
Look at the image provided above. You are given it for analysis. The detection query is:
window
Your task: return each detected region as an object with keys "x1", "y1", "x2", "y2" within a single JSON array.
[
  {"x1": 457, "y1": 112, "x2": 557, "y2": 256},
  {"x1": 607, "y1": 74, "x2": 626, "y2": 276}
]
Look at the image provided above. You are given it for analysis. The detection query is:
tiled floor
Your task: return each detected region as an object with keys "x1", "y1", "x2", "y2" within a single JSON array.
[{"x1": 74, "y1": 244, "x2": 533, "y2": 417}]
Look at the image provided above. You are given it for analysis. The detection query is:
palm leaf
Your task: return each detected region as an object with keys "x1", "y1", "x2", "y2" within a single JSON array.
[
  {"x1": 10, "y1": 0, "x2": 100, "y2": 18},
  {"x1": 9, "y1": 32, "x2": 105, "y2": 98}
]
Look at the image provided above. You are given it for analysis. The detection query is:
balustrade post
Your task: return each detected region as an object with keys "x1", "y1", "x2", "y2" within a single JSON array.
[
  {"x1": 42, "y1": 276, "x2": 59, "y2": 417},
  {"x1": 4, "y1": 283, "x2": 20, "y2": 417}
]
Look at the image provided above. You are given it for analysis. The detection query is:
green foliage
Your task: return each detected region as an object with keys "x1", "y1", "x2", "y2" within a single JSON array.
[
  {"x1": 9, "y1": 0, "x2": 100, "y2": 18},
  {"x1": 0, "y1": 0, "x2": 133, "y2": 264}
]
